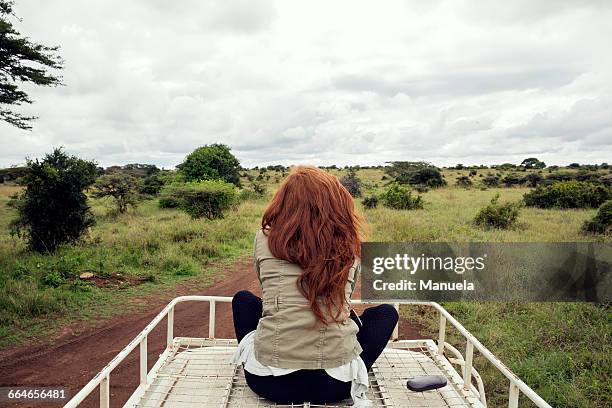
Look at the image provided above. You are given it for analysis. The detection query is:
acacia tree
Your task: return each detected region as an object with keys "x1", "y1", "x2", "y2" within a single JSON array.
[
  {"x1": 93, "y1": 172, "x2": 141, "y2": 214},
  {"x1": 1, "y1": 1, "x2": 63, "y2": 130},
  {"x1": 521, "y1": 157, "x2": 546, "y2": 169}
]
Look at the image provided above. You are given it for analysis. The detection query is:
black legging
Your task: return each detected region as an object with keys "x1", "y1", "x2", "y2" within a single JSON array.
[{"x1": 231, "y1": 290, "x2": 399, "y2": 404}]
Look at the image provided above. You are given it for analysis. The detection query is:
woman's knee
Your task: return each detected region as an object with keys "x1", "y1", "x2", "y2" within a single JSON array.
[
  {"x1": 364, "y1": 303, "x2": 399, "y2": 324},
  {"x1": 232, "y1": 290, "x2": 257, "y2": 306}
]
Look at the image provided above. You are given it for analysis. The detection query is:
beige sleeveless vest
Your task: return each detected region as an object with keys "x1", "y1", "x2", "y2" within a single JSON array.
[{"x1": 252, "y1": 229, "x2": 362, "y2": 369}]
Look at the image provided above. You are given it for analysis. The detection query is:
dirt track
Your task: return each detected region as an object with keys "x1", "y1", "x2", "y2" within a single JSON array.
[{"x1": 0, "y1": 259, "x2": 423, "y2": 408}]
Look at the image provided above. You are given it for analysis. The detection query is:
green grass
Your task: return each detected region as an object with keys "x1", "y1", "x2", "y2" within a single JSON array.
[
  {"x1": 401, "y1": 303, "x2": 611, "y2": 407},
  {"x1": 1, "y1": 167, "x2": 610, "y2": 408},
  {"x1": 0, "y1": 187, "x2": 267, "y2": 347}
]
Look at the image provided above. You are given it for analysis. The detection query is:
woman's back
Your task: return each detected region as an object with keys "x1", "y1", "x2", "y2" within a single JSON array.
[{"x1": 253, "y1": 229, "x2": 362, "y2": 369}]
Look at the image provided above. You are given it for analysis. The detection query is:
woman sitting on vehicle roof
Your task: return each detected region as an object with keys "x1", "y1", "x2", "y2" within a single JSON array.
[{"x1": 231, "y1": 166, "x2": 399, "y2": 406}]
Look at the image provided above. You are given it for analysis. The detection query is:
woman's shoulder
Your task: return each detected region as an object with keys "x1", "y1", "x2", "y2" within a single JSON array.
[
  {"x1": 255, "y1": 228, "x2": 267, "y2": 244},
  {"x1": 254, "y1": 229, "x2": 271, "y2": 257}
]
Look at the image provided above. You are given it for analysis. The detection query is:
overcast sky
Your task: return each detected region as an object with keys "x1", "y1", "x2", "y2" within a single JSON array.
[{"x1": 1, "y1": 0, "x2": 611, "y2": 169}]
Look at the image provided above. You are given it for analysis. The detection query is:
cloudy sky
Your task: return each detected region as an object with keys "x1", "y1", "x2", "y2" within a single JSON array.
[{"x1": 2, "y1": 0, "x2": 611, "y2": 168}]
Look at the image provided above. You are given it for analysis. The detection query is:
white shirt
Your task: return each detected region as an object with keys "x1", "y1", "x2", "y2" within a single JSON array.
[{"x1": 230, "y1": 330, "x2": 372, "y2": 407}]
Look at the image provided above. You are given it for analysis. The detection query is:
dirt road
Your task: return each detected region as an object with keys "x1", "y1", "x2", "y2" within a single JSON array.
[{"x1": 0, "y1": 259, "x2": 424, "y2": 408}]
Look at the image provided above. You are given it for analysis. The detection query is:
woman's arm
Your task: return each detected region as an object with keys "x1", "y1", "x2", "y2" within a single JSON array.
[{"x1": 254, "y1": 232, "x2": 262, "y2": 284}]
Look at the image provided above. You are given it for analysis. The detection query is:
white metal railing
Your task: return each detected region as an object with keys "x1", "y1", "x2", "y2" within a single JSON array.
[{"x1": 63, "y1": 296, "x2": 552, "y2": 408}]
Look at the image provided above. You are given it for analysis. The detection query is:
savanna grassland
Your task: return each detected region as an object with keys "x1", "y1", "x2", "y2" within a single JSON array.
[{"x1": 0, "y1": 166, "x2": 610, "y2": 408}]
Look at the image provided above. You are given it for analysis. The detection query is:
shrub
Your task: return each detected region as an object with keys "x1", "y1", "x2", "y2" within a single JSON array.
[
  {"x1": 414, "y1": 184, "x2": 430, "y2": 193},
  {"x1": 582, "y1": 200, "x2": 612, "y2": 234},
  {"x1": 251, "y1": 181, "x2": 266, "y2": 195},
  {"x1": 523, "y1": 181, "x2": 611, "y2": 209},
  {"x1": 380, "y1": 183, "x2": 424, "y2": 210},
  {"x1": 158, "y1": 196, "x2": 180, "y2": 208},
  {"x1": 140, "y1": 174, "x2": 164, "y2": 196},
  {"x1": 474, "y1": 194, "x2": 521, "y2": 229},
  {"x1": 600, "y1": 174, "x2": 612, "y2": 187},
  {"x1": 502, "y1": 173, "x2": 523, "y2": 187},
  {"x1": 574, "y1": 171, "x2": 601, "y2": 183},
  {"x1": 482, "y1": 174, "x2": 500, "y2": 187},
  {"x1": 9, "y1": 148, "x2": 97, "y2": 252},
  {"x1": 469, "y1": 169, "x2": 477, "y2": 177},
  {"x1": 545, "y1": 172, "x2": 574, "y2": 183},
  {"x1": 93, "y1": 172, "x2": 141, "y2": 213},
  {"x1": 362, "y1": 195, "x2": 379, "y2": 209},
  {"x1": 177, "y1": 144, "x2": 241, "y2": 185},
  {"x1": 340, "y1": 169, "x2": 362, "y2": 197},
  {"x1": 163, "y1": 180, "x2": 236, "y2": 219},
  {"x1": 524, "y1": 172, "x2": 543, "y2": 188},
  {"x1": 41, "y1": 271, "x2": 64, "y2": 287},
  {"x1": 456, "y1": 176, "x2": 472, "y2": 188},
  {"x1": 385, "y1": 161, "x2": 446, "y2": 188}
]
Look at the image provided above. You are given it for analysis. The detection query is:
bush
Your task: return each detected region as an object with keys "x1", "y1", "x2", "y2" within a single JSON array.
[
  {"x1": 502, "y1": 173, "x2": 523, "y2": 187},
  {"x1": 178, "y1": 144, "x2": 241, "y2": 186},
  {"x1": 93, "y1": 172, "x2": 141, "y2": 213},
  {"x1": 362, "y1": 195, "x2": 379, "y2": 209},
  {"x1": 600, "y1": 174, "x2": 612, "y2": 187},
  {"x1": 523, "y1": 181, "x2": 611, "y2": 209},
  {"x1": 41, "y1": 271, "x2": 64, "y2": 287},
  {"x1": 524, "y1": 172, "x2": 543, "y2": 188},
  {"x1": 474, "y1": 194, "x2": 521, "y2": 229},
  {"x1": 456, "y1": 175, "x2": 472, "y2": 188},
  {"x1": 574, "y1": 171, "x2": 601, "y2": 183},
  {"x1": 9, "y1": 148, "x2": 97, "y2": 252},
  {"x1": 482, "y1": 174, "x2": 500, "y2": 187},
  {"x1": 340, "y1": 169, "x2": 362, "y2": 197},
  {"x1": 140, "y1": 174, "x2": 164, "y2": 196},
  {"x1": 545, "y1": 172, "x2": 574, "y2": 183},
  {"x1": 158, "y1": 196, "x2": 180, "y2": 208},
  {"x1": 380, "y1": 183, "x2": 424, "y2": 210},
  {"x1": 238, "y1": 183, "x2": 266, "y2": 202},
  {"x1": 385, "y1": 161, "x2": 446, "y2": 188},
  {"x1": 163, "y1": 180, "x2": 236, "y2": 219},
  {"x1": 582, "y1": 200, "x2": 612, "y2": 234},
  {"x1": 251, "y1": 181, "x2": 266, "y2": 195}
]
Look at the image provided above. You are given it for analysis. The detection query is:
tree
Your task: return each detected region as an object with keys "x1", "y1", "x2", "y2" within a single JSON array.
[
  {"x1": 520, "y1": 157, "x2": 546, "y2": 169},
  {"x1": 178, "y1": 144, "x2": 241, "y2": 186},
  {"x1": 93, "y1": 172, "x2": 141, "y2": 213},
  {"x1": 456, "y1": 175, "x2": 472, "y2": 188},
  {"x1": 10, "y1": 148, "x2": 97, "y2": 252},
  {"x1": 339, "y1": 168, "x2": 362, "y2": 197},
  {"x1": 1, "y1": 1, "x2": 63, "y2": 130},
  {"x1": 385, "y1": 161, "x2": 446, "y2": 188},
  {"x1": 140, "y1": 173, "x2": 164, "y2": 196},
  {"x1": 524, "y1": 172, "x2": 543, "y2": 188}
]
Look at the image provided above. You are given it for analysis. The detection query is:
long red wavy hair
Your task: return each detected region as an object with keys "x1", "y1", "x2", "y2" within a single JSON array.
[{"x1": 262, "y1": 166, "x2": 364, "y2": 325}]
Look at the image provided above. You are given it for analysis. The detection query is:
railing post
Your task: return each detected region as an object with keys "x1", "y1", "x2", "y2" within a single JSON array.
[
  {"x1": 209, "y1": 300, "x2": 216, "y2": 338},
  {"x1": 508, "y1": 382, "x2": 520, "y2": 408},
  {"x1": 463, "y1": 340, "x2": 474, "y2": 391},
  {"x1": 140, "y1": 336, "x2": 147, "y2": 386},
  {"x1": 392, "y1": 303, "x2": 399, "y2": 340},
  {"x1": 100, "y1": 374, "x2": 109, "y2": 408},
  {"x1": 437, "y1": 314, "x2": 446, "y2": 355},
  {"x1": 167, "y1": 305, "x2": 174, "y2": 349}
]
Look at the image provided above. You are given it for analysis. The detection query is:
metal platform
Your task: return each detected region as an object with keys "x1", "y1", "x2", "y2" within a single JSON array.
[
  {"x1": 64, "y1": 296, "x2": 553, "y2": 408},
  {"x1": 129, "y1": 338, "x2": 481, "y2": 408}
]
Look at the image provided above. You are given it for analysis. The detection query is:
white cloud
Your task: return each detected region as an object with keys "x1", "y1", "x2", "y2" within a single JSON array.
[{"x1": 1, "y1": 0, "x2": 611, "y2": 168}]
